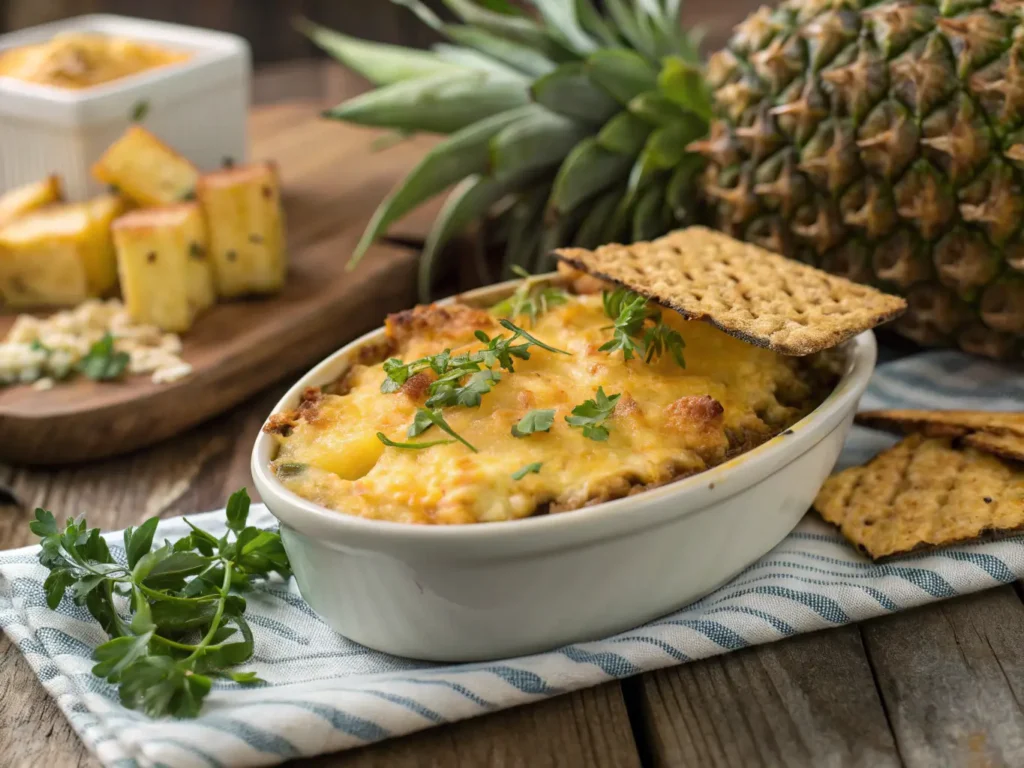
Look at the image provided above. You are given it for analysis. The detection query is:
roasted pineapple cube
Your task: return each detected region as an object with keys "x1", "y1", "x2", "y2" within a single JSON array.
[
  {"x1": 0, "y1": 206, "x2": 91, "y2": 307},
  {"x1": 92, "y1": 125, "x2": 199, "y2": 206},
  {"x1": 197, "y1": 162, "x2": 287, "y2": 298},
  {"x1": 112, "y1": 203, "x2": 215, "y2": 333},
  {"x1": 72, "y1": 194, "x2": 128, "y2": 296},
  {"x1": 0, "y1": 175, "x2": 63, "y2": 227}
]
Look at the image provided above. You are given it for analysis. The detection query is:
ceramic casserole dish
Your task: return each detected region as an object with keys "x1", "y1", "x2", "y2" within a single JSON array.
[{"x1": 252, "y1": 276, "x2": 877, "y2": 662}]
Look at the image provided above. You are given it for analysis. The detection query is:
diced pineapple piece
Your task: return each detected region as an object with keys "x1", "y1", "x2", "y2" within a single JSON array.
[
  {"x1": 92, "y1": 125, "x2": 199, "y2": 206},
  {"x1": 73, "y1": 194, "x2": 128, "y2": 296},
  {"x1": 112, "y1": 203, "x2": 215, "y2": 333},
  {"x1": 0, "y1": 175, "x2": 63, "y2": 227},
  {"x1": 0, "y1": 206, "x2": 90, "y2": 307},
  {"x1": 197, "y1": 162, "x2": 287, "y2": 298}
]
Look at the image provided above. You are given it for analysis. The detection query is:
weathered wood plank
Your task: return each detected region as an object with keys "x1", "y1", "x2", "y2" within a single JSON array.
[
  {"x1": 637, "y1": 625, "x2": 901, "y2": 767},
  {"x1": 0, "y1": 634, "x2": 100, "y2": 768},
  {"x1": 297, "y1": 684, "x2": 640, "y2": 768},
  {"x1": 861, "y1": 586, "x2": 1024, "y2": 768}
]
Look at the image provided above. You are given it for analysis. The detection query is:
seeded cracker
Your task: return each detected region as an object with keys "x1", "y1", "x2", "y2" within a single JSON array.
[
  {"x1": 814, "y1": 434, "x2": 1024, "y2": 560},
  {"x1": 555, "y1": 227, "x2": 906, "y2": 356},
  {"x1": 856, "y1": 409, "x2": 1024, "y2": 463}
]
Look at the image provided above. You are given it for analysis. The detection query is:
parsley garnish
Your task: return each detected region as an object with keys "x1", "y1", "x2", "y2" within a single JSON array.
[
  {"x1": 377, "y1": 433, "x2": 455, "y2": 450},
  {"x1": 379, "y1": 408, "x2": 477, "y2": 453},
  {"x1": 600, "y1": 288, "x2": 686, "y2": 368},
  {"x1": 130, "y1": 99, "x2": 150, "y2": 122},
  {"x1": 29, "y1": 488, "x2": 290, "y2": 718},
  {"x1": 380, "y1": 320, "x2": 568, "y2": 406},
  {"x1": 491, "y1": 266, "x2": 569, "y2": 326},
  {"x1": 566, "y1": 387, "x2": 621, "y2": 441},
  {"x1": 511, "y1": 409, "x2": 555, "y2": 438},
  {"x1": 512, "y1": 462, "x2": 543, "y2": 480},
  {"x1": 77, "y1": 333, "x2": 130, "y2": 381}
]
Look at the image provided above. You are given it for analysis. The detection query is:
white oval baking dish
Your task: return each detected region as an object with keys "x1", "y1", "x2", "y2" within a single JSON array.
[{"x1": 252, "y1": 277, "x2": 877, "y2": 662}]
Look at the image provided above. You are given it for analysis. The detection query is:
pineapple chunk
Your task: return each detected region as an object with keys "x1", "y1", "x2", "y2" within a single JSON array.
[
  {"x1": 74, "y1": 194, "x2": 128, "y2": 296},
  {"x1": 112, "y1": 203, "x2": 215, "y2": 333},
  {"x1": 0, "y1": 206, "x2": 91, "y2": 307},
  {"x1": 197, "y1": 162, "x2": 287, "y2": 298},
  {"x1": 0, "y1": 175, "x2": 63, "y2": 227},
  {"x1": 92, "y1": 125, "x2": 199, "y2": 206}
]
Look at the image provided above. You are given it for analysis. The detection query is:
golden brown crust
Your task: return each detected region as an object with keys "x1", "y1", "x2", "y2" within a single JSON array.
[
  {"x1": 263, "y1": 387, "x2": 323, "y2": 436},
  {"x1": 385, "y1": 303, "x2": 496, "y2": 349},
  {"x1": 555, "y1": 226, "x2": 907, "y2": 356},
  {"x1": 665, "y1": 395, "x2": 726, "y2": 432}
]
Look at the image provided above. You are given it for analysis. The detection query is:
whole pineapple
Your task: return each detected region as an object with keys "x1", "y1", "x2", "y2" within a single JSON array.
[
  {"x1": 308, "y1": 0, "x2": 1024, "y2": 358},
  {"x1": 701, "y1": 0, "x2": 1024, "y2": 357}
]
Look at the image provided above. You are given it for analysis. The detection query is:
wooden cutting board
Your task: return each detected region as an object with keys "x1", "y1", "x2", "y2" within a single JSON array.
[{"x1": 0, "y1": 103, "x2": 443, "y2": 466}]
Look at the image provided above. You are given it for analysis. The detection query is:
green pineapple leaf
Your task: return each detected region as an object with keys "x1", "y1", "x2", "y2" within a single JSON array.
[
  {"x1": 530, "y1": 62, "x2": 620, "y2": 124},
  {"x1": 323, "y1": 71, "x2": 529, "y2": 134},
  {"x1": 297, "y1": 18, "x2": 468, "y2": 85}
]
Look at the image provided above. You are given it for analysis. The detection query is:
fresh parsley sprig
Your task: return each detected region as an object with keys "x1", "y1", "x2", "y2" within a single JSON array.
[
  {"x1": 30, "y1": 489, "x2": 290, "y2": 718},
  {"x1": 490, "y1": 266, "x2": 569, "y2": 327},
  {"x1": 566, "y1": 387, "x2": 621, "y2": 441},
  {"x1": 512, "y1": 462, "x2": 543, "y2": 480},
  {"x1": 600, "y1": 288, "x2": 686, "y2": 368},
  {"x1": 78, "y1": 333, "x2": 130, "y2": 381},
  {"x1": 378, "y1": 407, "x2": 478, "y2": 452},
  {"x1": 380, "y1": 321, "x2": 568, "y2": 407},
  {"x1": 511, "y1": 409, "x2": 555, "y2": 438}
]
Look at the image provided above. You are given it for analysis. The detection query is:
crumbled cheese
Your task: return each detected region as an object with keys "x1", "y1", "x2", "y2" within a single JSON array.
[{"x1": 0, "y1": 299, "x2": 191, "y2": 387}]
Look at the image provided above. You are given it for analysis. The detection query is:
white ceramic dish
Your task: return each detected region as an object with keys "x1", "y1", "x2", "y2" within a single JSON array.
[
  {"x1": 252, "y1": 277, "x2": 877, "y2": 662},
  {"x1": 0, "y1": 14, "x2": 250, "y2": 200}
]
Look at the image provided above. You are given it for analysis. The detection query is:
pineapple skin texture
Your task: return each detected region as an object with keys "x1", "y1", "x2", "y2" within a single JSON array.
[
  {"x1": 700, "y1": 0, "x2": 1024, "y2": 358},
  {"x1": 92, "y1": 125, "x2": 199, "y2": 206},
  {"x1": 112, "y1": 203, "x2": 215, "y2": 333},
  {"x1": 0, "y1": 206, "x2": 92, "y2": 307},
  {"x1": 197, "y1": 162, "x2": 287, "y2": 299}
]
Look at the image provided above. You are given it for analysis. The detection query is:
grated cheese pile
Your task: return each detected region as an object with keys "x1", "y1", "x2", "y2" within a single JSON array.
[{"x1": 0, "y1": 299, "x2": 192, "y2": 387}]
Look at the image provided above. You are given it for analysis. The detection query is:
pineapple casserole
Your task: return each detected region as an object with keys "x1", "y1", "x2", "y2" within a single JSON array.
[
  {"x1": 311, "y1": 0, "x2": 1024, "y2": 358},
  {"x1": 265, "y1": 282, "x2": 838, "y2": 525}
]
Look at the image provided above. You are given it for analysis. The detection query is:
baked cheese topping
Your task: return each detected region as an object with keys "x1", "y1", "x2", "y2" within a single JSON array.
[{"x1": 266, "y1": 291, "x2": 827, "y2": 525}]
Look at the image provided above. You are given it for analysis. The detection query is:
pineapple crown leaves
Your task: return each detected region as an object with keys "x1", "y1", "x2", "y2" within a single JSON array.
[{"x1": 300, "y1": 1, "x2": 712, "y2": 301}]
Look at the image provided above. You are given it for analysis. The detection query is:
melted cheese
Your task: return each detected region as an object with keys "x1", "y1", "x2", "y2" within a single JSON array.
[
  {"x1": 268, "y1": 294, "x2": 821, "y2": 525},
  {"x1": 0, "y1": 33, "x2": 188, "y2": 89}
]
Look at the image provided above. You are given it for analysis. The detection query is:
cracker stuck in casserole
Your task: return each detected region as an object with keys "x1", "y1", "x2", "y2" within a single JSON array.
[{"x1": 555, "y1": 226, "x2": 907, "y2": 356}]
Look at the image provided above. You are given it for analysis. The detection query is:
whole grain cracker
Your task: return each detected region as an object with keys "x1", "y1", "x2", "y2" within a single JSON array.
[
  {"x1": 963, "y1": 431, "x2": 1024, "y2": 463},
  {"x1": 554, "y1": 226, "x2": 906, "y2": 356},
  {"x1": 856, "y1": 409, "x2": 1024, "y2": 462},
  {"x1": 814, "y1": 434, "x2": 1024, "y2": 560}
]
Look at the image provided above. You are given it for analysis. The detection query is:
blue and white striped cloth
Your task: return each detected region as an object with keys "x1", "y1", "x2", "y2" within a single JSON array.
[{"x1": 1, "y1": 350, "x2": 1022, "y2": 768}]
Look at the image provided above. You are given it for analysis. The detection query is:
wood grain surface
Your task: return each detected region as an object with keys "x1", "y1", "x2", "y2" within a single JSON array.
[{"x1": 0, "y1": 102, "x2": 445, "y2": 466}]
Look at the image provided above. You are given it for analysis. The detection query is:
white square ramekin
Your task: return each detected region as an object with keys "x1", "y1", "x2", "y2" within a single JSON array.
[
  {"x1": 252, "y1": 276, "x2": 878, "y2": 662},
  {"x1": 0, "y1": 14, "x2": 251, "y2": 200}
]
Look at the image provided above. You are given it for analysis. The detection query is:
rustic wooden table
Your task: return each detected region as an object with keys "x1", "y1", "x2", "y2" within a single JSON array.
[{"x1": 3, "y1": 60, "x2": 1024, "y2": 768}]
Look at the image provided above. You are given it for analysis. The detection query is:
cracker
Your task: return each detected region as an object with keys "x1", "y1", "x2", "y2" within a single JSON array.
[
  {"x1": 963, "y1": 431, "x2": 1024, "y2": 463},
  {"x1": 856, "y1": 409, "x2": 1024, "y2": 438},
  {"x1": 814, "y1": 434, "x2": 1024, "y2": 560},
  {"x1": 554, "y1": 227, "x2": 907, "y2": 356},
  {"x1": 856, "y1": 409, "x2": 1024, "y2": 462}
]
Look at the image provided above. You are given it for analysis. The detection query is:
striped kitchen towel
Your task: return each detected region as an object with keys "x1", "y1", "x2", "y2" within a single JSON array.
[{"x1": 1, "y1": 350, "x2": 1022, "y2": 768}]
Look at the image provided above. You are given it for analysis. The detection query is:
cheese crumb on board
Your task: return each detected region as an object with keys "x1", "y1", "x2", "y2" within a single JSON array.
[{"x1": 0, "y1": 298, "x2": 192, "y2": 387}]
